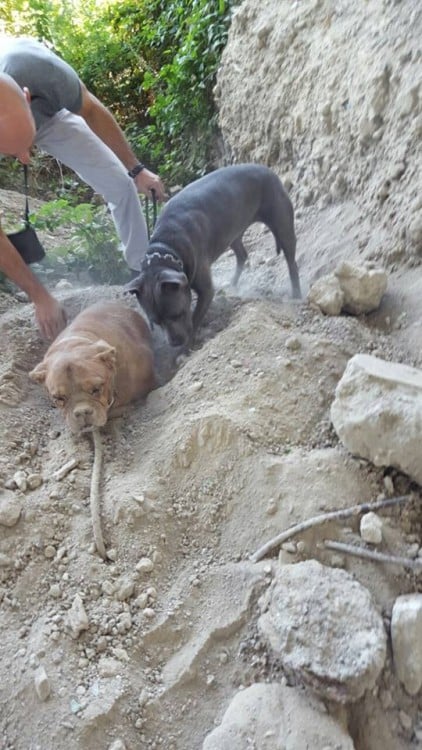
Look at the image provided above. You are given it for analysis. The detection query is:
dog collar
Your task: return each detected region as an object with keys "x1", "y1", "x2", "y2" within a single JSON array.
[{"x1": 144, "y1": 247, "x2": 184, "y2": 271}]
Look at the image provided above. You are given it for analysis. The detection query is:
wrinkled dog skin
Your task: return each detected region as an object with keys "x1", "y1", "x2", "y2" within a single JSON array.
[
  {"x1": 30, "y1": 302, "x2": 156, "y2": 433},
  {"x1": 126, "y1": 164, "x2": 301, "y2": 348}
]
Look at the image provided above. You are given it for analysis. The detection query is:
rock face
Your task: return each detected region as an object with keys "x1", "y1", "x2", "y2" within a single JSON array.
[
  {"x1": 258, "y1": 560, "x2": 386, "y2": 702},
  {"x1": 331, "y1": 354, "x2": 422, "y2": 485},
  {"x1": 216, "y1": 0, "x2": 421, "y2": 260},
  {"x1": 202, "y1": 683, "x2": 355, "y2": 750},
  {"x1": 391, "y1": 595, "x2": 422, "y2": 696}
]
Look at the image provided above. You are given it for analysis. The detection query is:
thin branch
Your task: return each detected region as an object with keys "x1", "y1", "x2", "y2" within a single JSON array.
[
  {"x1": 90, "y1": 428, "x2": 107, "y2": 560},
  {"x1": 250, "y1": 494, "x2": 415, "y2": 563},
  {"x1": 324, "y1": 539, "x2": 422, "y2": 571}
]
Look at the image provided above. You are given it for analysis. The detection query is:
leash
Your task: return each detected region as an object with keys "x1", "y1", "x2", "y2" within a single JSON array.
[
  {"x1": 23, "y1": 164, "x2": 31, "y2": 228},
  {"x1": 144, "y1": 188, "x2": 158, "y2": 240}
]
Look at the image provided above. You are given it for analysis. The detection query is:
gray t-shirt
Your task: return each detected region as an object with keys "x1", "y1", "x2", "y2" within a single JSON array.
[{"x1": 0, "y1": 37, "x2": 82, "y2": 130}]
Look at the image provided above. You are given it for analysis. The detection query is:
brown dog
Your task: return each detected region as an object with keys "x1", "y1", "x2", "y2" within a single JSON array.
[{"x1": 30, "y1": 301, "x2": 156, "y2": 433}]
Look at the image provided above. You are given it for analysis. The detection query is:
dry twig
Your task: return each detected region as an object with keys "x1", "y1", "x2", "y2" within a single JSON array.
[
  {"x1": 324, "y1": 539, "x2": 422, "y2": 571},
  {"x1": 250, "y1": 494, "x2": 414, "y2": 563},
  {"x1": 90, "y1": 428, "x2": 107, "y2": 560}
]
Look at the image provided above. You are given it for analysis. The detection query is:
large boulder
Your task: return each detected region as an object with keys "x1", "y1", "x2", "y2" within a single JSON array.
[
  {"x1": 391, "y1": 595, "x2": 422, "y2": 696},
  {"x1": 258, "y1": 560, "x2": 386, "y2": 702},
  {"x1": 331, "y1": 354, "x2": 422, "y2": 485},
  {"x1": 203, "y1": 683, "x2": 355, "y2": 750}
]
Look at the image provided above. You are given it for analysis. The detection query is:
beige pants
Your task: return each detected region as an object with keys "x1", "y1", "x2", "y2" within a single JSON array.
[{"x1": 36, "y1": 109, "x2": 148, "y2": 271}]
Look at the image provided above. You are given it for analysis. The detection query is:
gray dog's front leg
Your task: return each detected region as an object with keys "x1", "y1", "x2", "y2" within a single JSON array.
[{"x1": 192, "y1": 275, "x2": 214, "y2": 333}]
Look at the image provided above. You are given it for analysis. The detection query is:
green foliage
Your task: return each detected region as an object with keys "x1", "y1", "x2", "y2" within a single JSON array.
[
  {"x1": 0, "y1": 0, "x2": 236, "y2": 183},
  {"x1": 31, "y1": 199, "x2": 130, "y2": 284}
]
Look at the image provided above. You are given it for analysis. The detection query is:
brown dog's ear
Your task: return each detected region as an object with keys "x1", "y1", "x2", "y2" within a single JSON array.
[
  {"x1": 124, "y1": 273, "x2": 144, "y2": 296},
  {"x1": 92, "y1": 340, "x2": 117, "y2": 371},
  {"x1": 29, "y1": 360, "x2": 48, "y2": 383}
]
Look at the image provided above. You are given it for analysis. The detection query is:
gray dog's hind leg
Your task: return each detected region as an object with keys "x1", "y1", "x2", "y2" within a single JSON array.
[
  {"x1": 280, "y1": 235, "x2": 301, "y2": 299},
  {"x1": 268, "y1": 218, "x2": 301, "y2": 299},
  {"x1": 230, "y1": 237, "x2": 248, "y2": 287}
]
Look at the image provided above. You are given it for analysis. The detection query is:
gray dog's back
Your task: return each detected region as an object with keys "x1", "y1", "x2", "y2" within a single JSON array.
[{"x1": 151, "y1": 164, "x2": 295, "y2": 265}]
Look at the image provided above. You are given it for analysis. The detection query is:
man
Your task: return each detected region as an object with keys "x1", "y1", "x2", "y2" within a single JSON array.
[{"x1": 0, "y1": 36, "x2": 166, "y2": 339}]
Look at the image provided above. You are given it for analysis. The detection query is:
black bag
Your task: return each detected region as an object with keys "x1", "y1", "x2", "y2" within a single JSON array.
[{"x1": 7, "y1": 165, "x2": 46, "y2": 265}]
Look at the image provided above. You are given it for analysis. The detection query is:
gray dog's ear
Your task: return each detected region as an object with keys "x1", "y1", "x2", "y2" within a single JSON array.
[
  {"x1": 124, "y1": 273, "x2": 145, "y2": 296},
  {"x1": 158, "y1": 268, "x2": 188, "y2": 290}
]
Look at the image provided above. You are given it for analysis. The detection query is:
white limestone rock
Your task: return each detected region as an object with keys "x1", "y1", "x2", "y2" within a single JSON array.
[
  {"x1": 203, "y1": 683, "x2": 355, "y2": 749},
  {"x1": 67, "y1": 594, "x2": 89, "y2": 639},
  {"x1": 334, "y1": 261, "x2": 387, "y2": 314},
  {"x1": 360, "y1": 512, "x2": 383, "y2": 545},
  {"x1": 391, "y1": 595, "x2": 422, "y2": 696},
  {"x1": 308, "y1": 274, "x2": 344, "y2": 316},
  {"x1": 258, "y1": 560, "x2": 386, "y2": 703},
  {"x1": 331, "y1": 354, "x2": 422, "y2": 485},
  {"x1": 34, "y1": 667, "x2": 51, "y2": 701},
  {"x1": 0, "y1": 491, "x2": 22, "y2": 527}
]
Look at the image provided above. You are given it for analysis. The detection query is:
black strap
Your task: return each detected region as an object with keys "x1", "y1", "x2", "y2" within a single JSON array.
[
  {"x1": 23, "y1": 164, "x2": 30, "y2": 228},
  {"x1": 144, "y1": 188, "x2": 158, "y2": 240}
]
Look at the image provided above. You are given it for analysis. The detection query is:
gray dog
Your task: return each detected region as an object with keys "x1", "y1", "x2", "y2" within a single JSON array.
[{"x1": 126, "y1": 164, "x2": 301, "y2": 347}]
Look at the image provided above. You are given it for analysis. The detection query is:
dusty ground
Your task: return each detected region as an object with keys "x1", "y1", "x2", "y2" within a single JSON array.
[
  {"x1": 1, "y1": 0, "x2": 421, "y2": 745},
  {"x1": 0, "y1": 182, "x2": 422, "y2": 749}
]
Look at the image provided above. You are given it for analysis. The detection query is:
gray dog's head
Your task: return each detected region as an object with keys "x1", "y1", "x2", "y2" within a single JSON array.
[{"x1": 126, "y1": 268, "x2": 193, "y2": 347}]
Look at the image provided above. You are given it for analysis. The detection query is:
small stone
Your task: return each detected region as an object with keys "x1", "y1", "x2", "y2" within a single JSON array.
[
  {"x1": 0, "y1": 492, "x2": 22, "y2": 527},
  {"x1": 136, "y1": 558, "x2": 154, "y2": 575},
  {"x1": 0, "y1": 553, "x2": 12, "y2": 567},
  {"x1": 107, "y1": 548, "x2": 117, "y2": 562},
  {"x1": 67, "y1": 594, "x2": 89, "y2": 639},
  {"x1": 407, "y1": 543, "x2": 419, "y2": 559},
  {"x1": 281, "y1": 541, "x2": 297, "y2": 554},
  {"x1": 266, "y1": 500, "x2": 277, "y2": 516},
  {"x1": 399, "y1": 711, "x2": 413, "y2": 732},
  {"x1": 285, "y1": 336, "x2": 302, "y2": 351},
  {"x1": 108, "y1": 741, "x2": 126, "y2": 750},
  {"x1": 143, "y1": 608, "x2": 155, "y2": 619},
  {"x1": 27, "y1": 473, "x2": 43, "y2": 490},
  {"x1": 44, "y1": 545, "x2": 56, "y2": 559},
  {"x1": 98, "y1": 657, "x2": 122, "y2": 678},
  {"x1": 34, "y1": 667, "x2": 51, "y2": 701},
  {"x1": 360, "y1": 512, "x2": 383, "y2": 545},
  {"x1": 135, "y1": 593, "x2": 149, "y2": 609},
  {"x1": 383, "y1": 475, "x2": 394, "y2": 495},
  {"x1": 48, "y1": 584, "x2": 61, "y2": 599},
  {"x1": 13, "y1": 471, "x2": 27, "y2": 492},
  {"x1": 115, "y1": 577, "x2": 135, "y2": 601},
  {"x1": 102, "y1": 581, "x2": 115, "y2": 597}
]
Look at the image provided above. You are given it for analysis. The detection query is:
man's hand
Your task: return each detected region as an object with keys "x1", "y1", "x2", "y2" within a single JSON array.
[
  {"x1": 33, "y1": 292, "x2": 67, "y2": 340},
  {"x1": 134, "y1": 167, "x2": 167, "y2": 202}
]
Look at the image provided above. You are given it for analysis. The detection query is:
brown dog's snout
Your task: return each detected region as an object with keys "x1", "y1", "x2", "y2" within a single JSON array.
[{"x1": 73, "y1": 402, "x2": 95, "y2": 425}]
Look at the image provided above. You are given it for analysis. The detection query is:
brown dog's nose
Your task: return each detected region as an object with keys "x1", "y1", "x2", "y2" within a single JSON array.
[{"x1": 73, "y1": 403, "x2": 95, "y2": 424}]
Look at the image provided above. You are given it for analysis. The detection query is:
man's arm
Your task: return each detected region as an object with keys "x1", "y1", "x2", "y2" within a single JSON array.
[
  {"x1": 78, "y1": 84, "x2": 167, "y2": 201},
  {"x1": 0, "y1": 228, "x2": 66, "y2": 339}
]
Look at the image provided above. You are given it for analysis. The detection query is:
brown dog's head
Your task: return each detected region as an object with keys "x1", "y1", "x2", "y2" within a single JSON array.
[
  {"x1": 30, "y1": 339, "x2": 117, "y2": 433},
  {"x1": 126, "y1": 268, "x2": 193, "y2": 348}
]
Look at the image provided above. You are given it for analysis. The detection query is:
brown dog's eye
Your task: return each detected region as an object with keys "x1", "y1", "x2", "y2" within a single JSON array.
[{"x1": 90, "y1": 386, "x2": 102, "y2": 397}]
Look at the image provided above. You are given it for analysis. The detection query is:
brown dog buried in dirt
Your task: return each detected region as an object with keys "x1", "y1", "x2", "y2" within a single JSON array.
[{"x1": 29, "y1": 301, "x2": 156, "y2": 433}]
